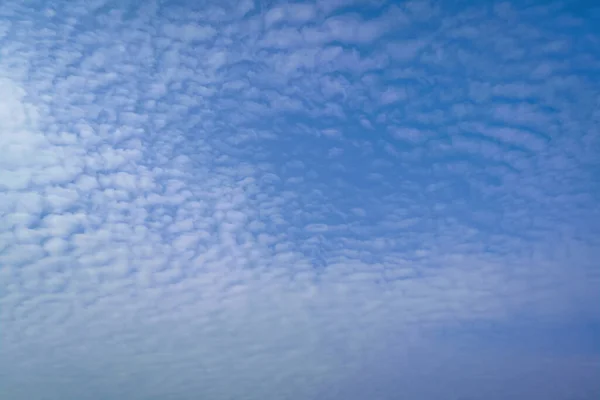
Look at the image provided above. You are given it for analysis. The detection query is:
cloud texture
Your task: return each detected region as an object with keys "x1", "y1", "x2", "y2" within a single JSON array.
[{"x1": 1, "y1": 0, "x2": 599, "y2": 399}]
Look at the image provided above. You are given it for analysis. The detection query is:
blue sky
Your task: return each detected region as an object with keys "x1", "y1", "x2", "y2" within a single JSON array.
[{"x1": 0, "y1": 0, "x2": 599, "y2": 399}]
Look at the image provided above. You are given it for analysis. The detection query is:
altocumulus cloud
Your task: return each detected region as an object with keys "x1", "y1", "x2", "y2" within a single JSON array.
[{"x1": 1, "y1": 0, "x2": 599, "y2": 399}]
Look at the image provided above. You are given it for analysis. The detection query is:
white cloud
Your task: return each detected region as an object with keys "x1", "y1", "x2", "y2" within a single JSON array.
[
  {"x1": 0, "y1": 0, "x2": 599, "y2": 399},
  {"x1": 265, "y1": 3, "x2": 317, "y2": 28}
]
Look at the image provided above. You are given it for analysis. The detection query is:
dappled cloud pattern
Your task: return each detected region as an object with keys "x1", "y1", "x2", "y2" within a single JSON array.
[{"x1": 1, "y1": 0, "x2": 599, "y2": 399}]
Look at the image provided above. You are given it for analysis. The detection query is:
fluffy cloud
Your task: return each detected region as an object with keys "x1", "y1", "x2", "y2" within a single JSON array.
[{"x1": 0, "y1": 0, "x2": 599, "y2": 399}]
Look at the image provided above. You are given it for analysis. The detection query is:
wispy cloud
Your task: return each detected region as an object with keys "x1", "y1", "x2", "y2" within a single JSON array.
[{"x1": 1, "y1": 0, "x2": 599, "y2": 399}]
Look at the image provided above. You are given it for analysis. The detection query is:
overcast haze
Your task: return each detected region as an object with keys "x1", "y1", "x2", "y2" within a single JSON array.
[{"x1": 1, "y1": 0, "x2": 599, "y2": 399}]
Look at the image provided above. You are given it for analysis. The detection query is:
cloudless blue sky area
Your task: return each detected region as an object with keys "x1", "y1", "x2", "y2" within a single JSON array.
[{"x1": 1, "y1": 0, "x2": 599, "y2": 399}]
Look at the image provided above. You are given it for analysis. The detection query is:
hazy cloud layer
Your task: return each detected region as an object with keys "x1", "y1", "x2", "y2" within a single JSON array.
[{"x1": 1, "y1": 0, "x2": 599, "y2": 399}]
